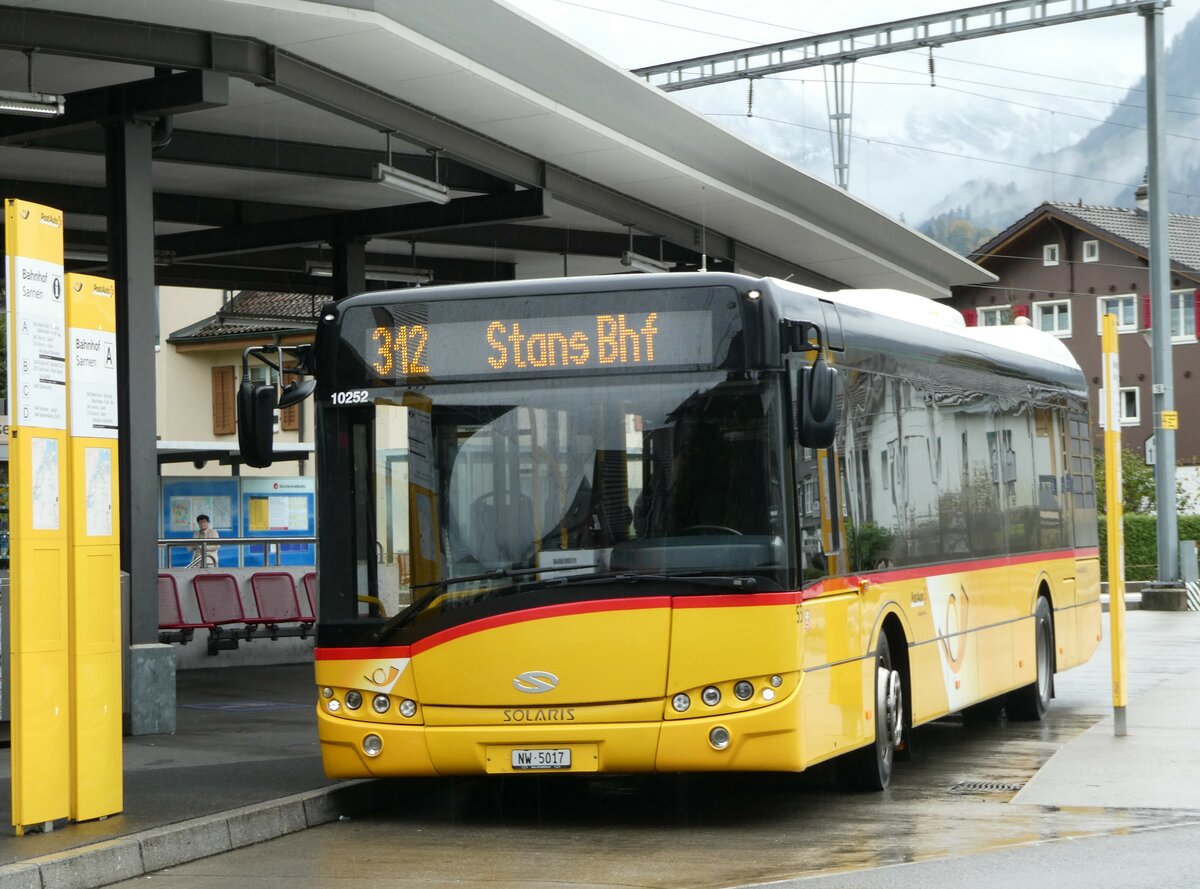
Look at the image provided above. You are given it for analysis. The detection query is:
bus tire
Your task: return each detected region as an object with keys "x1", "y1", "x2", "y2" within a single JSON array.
[
  {"x1": 837, "y1": 632, "x2": 903, "y2": 791},
  {"x1": 962, "y1": 696, "x2": 1005, "y2": 722},
  {"x1": 1006, "y1": 596, "x2": 1053, "y2": 721}
]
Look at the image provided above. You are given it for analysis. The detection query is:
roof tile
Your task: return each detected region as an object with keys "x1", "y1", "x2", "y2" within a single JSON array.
[{"x1": 1045, "y1": 201, "x2": 1200, "y2": 273}]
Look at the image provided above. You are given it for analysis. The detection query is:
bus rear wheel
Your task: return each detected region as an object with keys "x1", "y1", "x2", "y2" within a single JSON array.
[
  {"x1": 1006, "y1": 596, "x2": 1053, "y2": 721},
  {"x1": 838, "y1": 632, "x2": 904, "y2": 791}
]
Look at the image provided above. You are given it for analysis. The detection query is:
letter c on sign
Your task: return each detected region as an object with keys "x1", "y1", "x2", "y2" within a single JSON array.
[{"x1": 513, "y1": 671, "x2": 559, "y2": 693}]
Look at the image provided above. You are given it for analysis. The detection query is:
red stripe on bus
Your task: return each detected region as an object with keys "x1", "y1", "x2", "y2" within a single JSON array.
[
  {"x1": 315, "y1": 645, "x2": 412, "y2": 661},
  {"x1": 410, "y1": 596, "x2": 672, "y2": 655},
  {"x1": 798, "y1": 547, "x2": 1099, "y2": 600},
  {"x1": 672, "y1": 591, "x2": 801, "y2": 609},
  {"x1": 318, "y1": 547, "x2": 1100, "y2": 656}
]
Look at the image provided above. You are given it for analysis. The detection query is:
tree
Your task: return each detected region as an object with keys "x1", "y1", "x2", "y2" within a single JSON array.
[{"x1": 1094, "y1": 444, "x2": 1195, "y2": 514}]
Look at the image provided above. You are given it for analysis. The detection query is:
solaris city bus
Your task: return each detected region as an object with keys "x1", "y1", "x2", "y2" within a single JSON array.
[{"x1": 239, "y1": 272, "x2": 1101, "y2": 790}]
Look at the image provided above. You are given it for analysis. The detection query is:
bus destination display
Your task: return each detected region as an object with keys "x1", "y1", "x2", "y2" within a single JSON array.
[{"x1": 366, "y1": 310, "x2": 714, "y2": 380}]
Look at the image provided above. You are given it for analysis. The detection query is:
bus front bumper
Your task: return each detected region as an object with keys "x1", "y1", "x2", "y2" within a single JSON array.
[{"x1": 316, "y1": 687, "x2": 806, "y2": 777}]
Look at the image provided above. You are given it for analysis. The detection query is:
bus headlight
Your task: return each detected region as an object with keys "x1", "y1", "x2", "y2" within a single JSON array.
[
  {"x1": 709, "y1": 726, "x2": 731, "y2": 750},
  {"x1": 399, "y1": 699, "x2": 417, "y2": 718},
  {"x1": 672, "y1": 693, "x2": 691, "y2": 713},
  {"x1": 327, "y1": 699, "x2": 341, "y2": 713},
  {"x1": 733, "y1": 680, "x2": 754, "y2": 701},
  {"x1": 345, "y1": 690, "x2": 363, "y2": 710},
  {"x1": 362, "y1": 734, "x2": 383, "y2": 757},
  {"x1": 701, "y1": 686, "x2": 721, "y2": 707},
  {"x1": 372, "y1": 694, "x2": 391, "y2": 714},
  {"x1": 321, "y1": 687, "x2": 334, "y2": 699}
]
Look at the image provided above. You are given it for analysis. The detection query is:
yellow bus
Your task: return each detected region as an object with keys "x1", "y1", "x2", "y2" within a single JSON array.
[{"x1": 239, "y1": 272, "x2": 1101, "y2": 790}]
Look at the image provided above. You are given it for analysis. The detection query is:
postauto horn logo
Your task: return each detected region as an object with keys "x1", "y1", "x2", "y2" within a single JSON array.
[{"x1": 513, "y1": 671, "x2": 559, "y2": 694}]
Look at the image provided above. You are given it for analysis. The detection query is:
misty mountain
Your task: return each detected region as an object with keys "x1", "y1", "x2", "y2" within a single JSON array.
[{"x1": 918, "y1": 12, "x2": 1200, "y2": 251}]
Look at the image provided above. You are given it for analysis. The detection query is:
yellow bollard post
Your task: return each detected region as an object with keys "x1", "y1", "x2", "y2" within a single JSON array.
[
  {"x1": 5, "y1": 199, "x2": 71, "y2": 833},
  {"x1": 1101, "y1": 312, "x2": 1128, "y2": 736},
  {"x1": 65, "y1": 273, "x2": 123, "y2": 821}
]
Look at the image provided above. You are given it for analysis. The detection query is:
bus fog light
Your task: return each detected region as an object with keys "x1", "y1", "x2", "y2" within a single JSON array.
[
  {"x1": 372, "y1": 694, "x2": 391, "y2": 714},
  {"x1": 762, "y1": 688, "x2": 776, "y2": 702},
  {"x1": 345, "y1": 690, "x2": 363, "y2": 710},
  {"x1": 399, "y1": 699, "x2": 417, "y2": 718},
  {"x1": 362, "y1": 734, "x2": 383, "y2": 757},
  {"x1": 321, "y1": 687, "x2": 334, "y2": 699},
  {"x1": 734, "y1": 681, "x2": 754, "y2": 701},
  {"x1": 327, "y1": 699, "x2": 341, "y2": 713},
  {"x1": 709, "y1": 726, "x2": 731, "y2": 750},
  {"x1": 701, "y1": 686, "x2": 721, "y2": 706},
  {"x1": 672, "y1": 693, "x2": 691, "y2": 713},
  {"x1": 770, "y1": 675, "x2": 783, "y2": 688}
]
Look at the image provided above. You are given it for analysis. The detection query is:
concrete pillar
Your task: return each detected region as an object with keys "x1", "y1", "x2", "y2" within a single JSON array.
[
  {"x1": 129, "y1": 644, "x2": 176, "y2": 735},
  {"x1": 332, "y1": 239, "x2": 367, "y2": 301},
  {"x1": 107, "y1": 120, "x2": 170, "y2": 733}
]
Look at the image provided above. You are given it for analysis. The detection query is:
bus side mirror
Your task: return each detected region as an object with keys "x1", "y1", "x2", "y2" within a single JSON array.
[
  {"x1": 278, "y1": 378, "x2": 316, "y2": 408},
  {"x1": 798, "y1": 356, "x2": 837, "y2": 449},
  {"x1": 238, "y1": 379, "x2": 277, "y2": 468}
]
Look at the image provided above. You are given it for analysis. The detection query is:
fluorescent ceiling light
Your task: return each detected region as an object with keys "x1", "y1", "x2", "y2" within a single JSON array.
[
  {"x1": 306, "y1": 261, "x2": 431, "y2": 285},
  {"x1": 373, "y1": 162, "x2": 451, "y2": 205},
  {"x1": 621, "y1": 250, "x2": 672, "y2": 274},
  {"x1": 65, "y1": 249, "x2": 108, "y2": 263},
  {"x1": 0, "y1": 89, "x2": 65, "y2": 118}
]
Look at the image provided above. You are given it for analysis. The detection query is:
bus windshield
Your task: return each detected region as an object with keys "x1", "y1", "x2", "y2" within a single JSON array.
[{"x1": 359, "y1": 371, "x2": 792, "y2": 621}]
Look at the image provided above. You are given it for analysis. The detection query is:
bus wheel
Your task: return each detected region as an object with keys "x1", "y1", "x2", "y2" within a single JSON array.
[
  {"x1": 838, "y1": 633, "x2": 903, "y2": 791},
  {"x1": 1006, "y1": 596, "x2": 1053, "y2": 721}
]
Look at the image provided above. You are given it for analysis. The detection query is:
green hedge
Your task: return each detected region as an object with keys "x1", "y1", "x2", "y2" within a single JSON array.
[{"x1": 1098, "y1": 514, "x2": 1200, "y2": 581}]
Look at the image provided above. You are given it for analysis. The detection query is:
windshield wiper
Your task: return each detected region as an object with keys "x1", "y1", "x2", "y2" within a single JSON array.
[
  {"x1": 376, "y1": 563, "x2": 609, "y2": 638},
  {"x1": 540, "y1": 571, "x2": 759, "y2": 591},
  {"x1": 376, "y1": 569, "x2": 762, "y2": 641}
]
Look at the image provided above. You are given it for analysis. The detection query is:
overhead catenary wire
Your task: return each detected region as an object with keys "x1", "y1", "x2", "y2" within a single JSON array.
[
  {"x1": 705, "y1": 111, "x2": 1200, "y2": 201},
  {"x1": 540, "y1": 0, "x2": 1200, "y2": 102},
  {"x1": 529, "y1": 0, "x2": 1200, "y2": 211}
]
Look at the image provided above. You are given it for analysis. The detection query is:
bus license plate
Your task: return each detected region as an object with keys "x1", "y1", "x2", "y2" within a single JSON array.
[{"x1": 511, "y1": 748, "x2": 572, "y2": 770}]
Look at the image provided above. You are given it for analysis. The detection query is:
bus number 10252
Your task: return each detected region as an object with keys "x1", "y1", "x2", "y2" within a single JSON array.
[{"x1": 371, "y1": 324, "x2": 429, "y2": 376}]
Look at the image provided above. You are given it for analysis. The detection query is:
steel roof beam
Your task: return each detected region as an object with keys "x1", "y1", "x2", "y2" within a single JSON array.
[
  {"x1": 0, "y1": 177, "x2": 329, "y2": 228},
  {"x1": 0, "y1": 7, "x2": 271, "y2": 78},
  {"x1": 0, "y1": 70, "x2": 228, "y2": 143},
  {"x1": 19, "y1": 129, "x2": 514, "y2": 192},
  {"x1": 157, "y1": 189, "x2": 547, "y2": 260},
  {"x1": 0, "y1": 6, "x2": 736, "y2": 265},
  {"x1": 178, "y1": 247, "x2": 516, "y2": 280},
  {"x1": 408, "y1": 223, "x2": 699, "y2": 260}
]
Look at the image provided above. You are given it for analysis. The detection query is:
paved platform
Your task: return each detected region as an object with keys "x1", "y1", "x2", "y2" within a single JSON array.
[
  {"x1": 2, "y1": 612, "x2": 1198, "y2": 889},
  {"x1": 1015, "y1": 609, "x2": 1200, "y2": 810},
  {"x1": 0, "y1": 663, "x2": 383, "y2": 889}
]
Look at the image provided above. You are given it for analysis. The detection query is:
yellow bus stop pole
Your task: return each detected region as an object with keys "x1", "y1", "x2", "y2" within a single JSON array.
[{"x1": 1101, "y1": 312, "x2": 1128, "y2": 737}]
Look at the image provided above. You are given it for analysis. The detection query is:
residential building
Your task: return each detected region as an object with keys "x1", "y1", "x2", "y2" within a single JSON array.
[
  {"x1": 948, "y1": 199, "x2": 1200, "y2": 499},
  {"x1": 159, "y1": 288, "x2": 319, "y2": 477}
]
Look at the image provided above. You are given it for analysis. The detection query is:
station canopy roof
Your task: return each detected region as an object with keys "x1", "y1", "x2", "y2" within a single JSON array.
[{"x1": 0, "y1": 0, "x2": 992, "y2": 301}]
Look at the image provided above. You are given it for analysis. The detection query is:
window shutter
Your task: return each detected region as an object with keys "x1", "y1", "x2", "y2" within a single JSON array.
[
  {"x1": 1141, "y1": 292, "x2": 1151, "y2": 330},
  {"x1": 280, "y1": 360, "x2": 300, "y2": 431},
  {"x1": 1194, "y1": 290, "x2": 1199, "y2": 337},
  {"x1": 212, "y1": 365, "x2": 236, "y2": 435},
  {"x1": 962, "y1": 308, "x2": 977, "y2": 327}
]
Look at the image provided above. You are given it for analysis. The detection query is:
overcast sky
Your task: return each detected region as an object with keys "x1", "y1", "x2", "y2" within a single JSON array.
[{"x1": 504, "y1": 0, "x2": 1200, "y2": 222}]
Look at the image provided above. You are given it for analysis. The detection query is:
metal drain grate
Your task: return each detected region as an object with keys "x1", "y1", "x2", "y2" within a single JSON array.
[{"x1": 951, "y1": 780, "x2": 1024, "y2": 794}]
